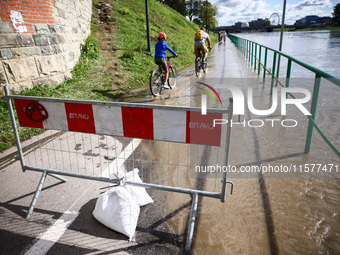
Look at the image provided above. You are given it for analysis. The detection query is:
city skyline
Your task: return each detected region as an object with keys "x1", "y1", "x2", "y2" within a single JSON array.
[{"x1": 211, "y1": 0, "x2": 337, "y2": 26}]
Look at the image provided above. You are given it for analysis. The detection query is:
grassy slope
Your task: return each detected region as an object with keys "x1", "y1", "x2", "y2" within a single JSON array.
[
  {"x1": 115, "y1": 0, "x2": 216, "y2": 90},
  {"x1": 0, "y1": 0, "x2": 216, "y2": 152}
]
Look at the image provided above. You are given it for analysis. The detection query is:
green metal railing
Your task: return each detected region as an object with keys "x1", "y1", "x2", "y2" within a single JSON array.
[{"x1": 228, "y1": 34, "x2": 340, "y2": 157}]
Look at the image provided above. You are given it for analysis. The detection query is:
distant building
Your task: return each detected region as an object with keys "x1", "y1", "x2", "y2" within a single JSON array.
[
  {"x1": 233, "y1": 19, "x2": 269, "y2": 28},
  {"x1": 295, "y1": 15, "x2": 331, "y2": 25},
  {"x1": 235, "y1": 22, "x2": 242, "y2": 28},
  {"x1": 305, "y1": 15, "x2": 318, "y2": 24},
  {"x1": 317, "y1": 16, "x2": 331, "y2": 24},
  {"x1": 249, "y1": 18, "x2": 268, "y2": 28}
]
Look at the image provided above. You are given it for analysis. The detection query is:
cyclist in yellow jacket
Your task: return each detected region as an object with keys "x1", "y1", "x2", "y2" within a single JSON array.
[{"x1": 194, "y1": 27, "x2": 212, "y2": 65}]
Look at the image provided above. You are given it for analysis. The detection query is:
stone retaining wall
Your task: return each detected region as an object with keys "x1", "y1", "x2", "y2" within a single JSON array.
[{"x1": 0, "y1": 0, "x2": 92, "y2": 92}]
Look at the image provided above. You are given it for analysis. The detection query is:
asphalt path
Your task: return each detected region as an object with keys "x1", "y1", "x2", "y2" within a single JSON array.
[
  {"x1": 1, "y1": 38, "x2": 271, "y2": 255},
  {"x1": 0, "y1": 44, "x2": 210, "y2": 254}
]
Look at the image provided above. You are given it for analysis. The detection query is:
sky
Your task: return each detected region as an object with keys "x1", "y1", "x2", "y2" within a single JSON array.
[{"x1": 210, "y1": 0, "x2": 339, "y2": 26}]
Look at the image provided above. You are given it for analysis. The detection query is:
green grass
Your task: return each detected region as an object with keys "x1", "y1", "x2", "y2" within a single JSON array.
[
  {"x1": 0, "y1": 0, "x2": 217, "y2": 152},
  {"x1": 114, "y1": 0, "x2": 216, "y2": 90},
  {"x1": 0, "y1": 33, "x2": 103, "y2": 152},
  {"x1": 0, "y1": 100, "x2": 16, "y2": 152}
]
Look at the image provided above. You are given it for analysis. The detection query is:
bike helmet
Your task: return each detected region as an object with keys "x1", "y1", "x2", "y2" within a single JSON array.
[{"x1": 157, "y1": 32, "x2": 166, "y2": 40}]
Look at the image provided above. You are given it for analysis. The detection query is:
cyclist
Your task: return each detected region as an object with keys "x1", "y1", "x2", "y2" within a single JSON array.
[
  {"x1": 154, "y1": 32, "x2": 178, "y2": 89},
  {"x1": 194, "y1": 27, "x2": 211, "y2": 68}
]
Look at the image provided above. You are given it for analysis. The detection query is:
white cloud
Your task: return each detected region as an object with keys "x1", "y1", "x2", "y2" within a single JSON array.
[
  {"x1": 214, "y1": 0, "x2": 244, "y2": 8},
  {"x1": 215, "y1": 0, "x2": 272, "y2": 26},
  {"x1": 285, "y1": 0, "x2": 333, "y2": 24},
  {"x1": 211, "y1": 0, "x2": 334, "y2": 26},
  {"x1": 288, "y1": 0, "x2": 332, "y2": 11}
]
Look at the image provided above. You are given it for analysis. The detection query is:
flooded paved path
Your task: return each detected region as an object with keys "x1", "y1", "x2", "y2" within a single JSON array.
[
  {"x1": 1, "y1": 38, "x2": 339, "y2": 255},
  {"x1": 138, "y1": 38, "x2": 340, "y2": 254}
]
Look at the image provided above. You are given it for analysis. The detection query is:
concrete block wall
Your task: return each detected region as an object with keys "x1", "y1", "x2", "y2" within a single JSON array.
[{"x1": 0, "y1": 0, "x2": 92, "y2": 92}]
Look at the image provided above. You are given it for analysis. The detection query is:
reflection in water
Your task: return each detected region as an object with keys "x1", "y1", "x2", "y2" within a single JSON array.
[{"x1": 330, "y1": 30, "x2": 340, "y2": 38}]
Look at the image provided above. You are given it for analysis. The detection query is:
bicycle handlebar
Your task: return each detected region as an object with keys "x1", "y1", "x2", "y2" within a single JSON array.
[{"x1": 166, "y1": 56, "x2": 178, "y2": 59}]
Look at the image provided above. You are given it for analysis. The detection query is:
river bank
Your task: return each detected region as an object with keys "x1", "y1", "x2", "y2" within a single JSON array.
[{"x1": 273, "y1": 26, "x2": 340, "y2": 32}]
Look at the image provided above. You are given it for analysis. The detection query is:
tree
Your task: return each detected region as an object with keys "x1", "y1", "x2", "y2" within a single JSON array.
[
  {"x1": 196, "y1": 1, "x2": 218, "y2": 29},
  {"x1": 186, "y1": 0, "x2": 203, "y2": 22},
  {"x1": 167, "y1": 0, "x2": 187, "y2": 16},
  {"x1": 332, "y1": 3, "x2": 340, "y2": 26}
]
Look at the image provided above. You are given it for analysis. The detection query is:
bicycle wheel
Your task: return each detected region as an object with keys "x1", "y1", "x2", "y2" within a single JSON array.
[
  {"x1": 202, "y1": 61, "x2": 207, "y2": 73},
  {"x1": 150, "y1": 69, "x2": 163, "y2": 96},
  {"x1": 195, "y1": 57, "x2": 200, "y2": 77},
  {"x1": 168, "y1": 65, "x2": 177, "y2": 88}
]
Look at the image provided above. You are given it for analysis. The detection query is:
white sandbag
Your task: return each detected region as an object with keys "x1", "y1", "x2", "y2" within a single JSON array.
[
  {"x1": 125, "y1": 168, "x2": 154, "y2": 207},
  {"x1": 92, "y1": 186, "x2": 140, "y2": 240}
]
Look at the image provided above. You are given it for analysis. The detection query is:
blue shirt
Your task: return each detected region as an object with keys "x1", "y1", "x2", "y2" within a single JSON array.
[{"x1": 154, "y1": 41, "x2": 177, "y2": 59}]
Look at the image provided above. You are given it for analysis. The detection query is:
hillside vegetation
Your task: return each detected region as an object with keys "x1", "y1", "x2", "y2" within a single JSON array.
[
  {"x1": 99, "y1": 0, "x2": 216, "y2": 91},
  {"x1": 0, "y1": 0, "x2": 216, "y2": 152}
]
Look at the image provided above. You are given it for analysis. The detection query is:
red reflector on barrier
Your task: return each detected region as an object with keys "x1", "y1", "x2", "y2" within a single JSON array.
[
  {"x1": 65, "y1": 103, "x2": 95, "y2": 133},
  {"x1": 186, "y1": 111, "x2": 222, "y2": 146},
  {"x1": 14, "y1": 99, "x2": 45, "y2": 128},
  {"x1": 122, "y1": 107, "x2": 154, "y2": 140}
]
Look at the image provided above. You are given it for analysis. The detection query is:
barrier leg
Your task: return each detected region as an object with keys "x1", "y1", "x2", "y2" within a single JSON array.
[
  {"x1": 48, "y1": 173, "x2": 68, "y2": 182},
  {"x1": 185, "y1": 193, "x2": 199, "y2": 251},
  {"x1": 26, "y1": 171, "x2": 47, "y2": 219}
]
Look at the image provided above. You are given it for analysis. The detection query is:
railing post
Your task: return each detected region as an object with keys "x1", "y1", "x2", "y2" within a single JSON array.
[
  {"x1": 254, "y1": 43, "x2": 257, "y2": 71},
  {"x1": 243, "y1": 39, "x2": 245, "y2": 56},
  {"x1": 248, "y1": 41, "x2": 251, "y2": 62},
  {"x1": 270, "y1": 52, "x2": 277, "y2": 95},
  {"x1": 244, "y1": 40, "x2": 246, "y2": 56},
  {"x1": 304, "y1": 74, "x2": 321, "y2": 153},
  {"x1": 243, "y1": 39, "x2": 246, "y2": 56},
  {"x1": 245, "y1": 40, "x2": 247, "y2": 58},
  {"x1": 263, "y1": 48, "x2": 268, "y2": 83},
  {"x1": 258, "y1": 46, "x2": 262, "y2": 76},
  {"x1": 245, "y1": 40, "x2": 247, "y2": 59},
  {"x1": 241, "y1": 39, "x2": 243, "y2": 55},
  {"x1": 285, "y1": 59, "x2": 292, "y2": 89},
  {"x1": 250, "y1": 42, "x2": 254, "y2": 66}
]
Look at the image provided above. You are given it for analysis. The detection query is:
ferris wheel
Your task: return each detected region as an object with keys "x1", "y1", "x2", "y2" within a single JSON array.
[{"x1": 270, "y1": 13, "x2": 280, "y2": 26}]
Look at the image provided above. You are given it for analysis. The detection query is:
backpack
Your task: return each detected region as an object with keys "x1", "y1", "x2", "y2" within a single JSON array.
[{"x1": 195, "y1": 30, "x2": 203, "y2": 40}]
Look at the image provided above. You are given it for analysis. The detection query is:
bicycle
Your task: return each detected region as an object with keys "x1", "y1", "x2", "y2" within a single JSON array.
[
  {"x1": 195, "y1": 49, "x2": 209, "y2": 77},
  {"x1": 150, "y1": 56, "x2": 178, "y2": 96}
]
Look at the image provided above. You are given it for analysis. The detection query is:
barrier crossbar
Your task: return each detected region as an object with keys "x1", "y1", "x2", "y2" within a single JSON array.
[{"x1": 2, "y1": 85, "x2": 233, "y2": 251}]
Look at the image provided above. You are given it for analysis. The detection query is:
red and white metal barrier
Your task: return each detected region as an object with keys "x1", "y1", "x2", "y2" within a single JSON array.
[{"x1": 2, "y1": 87, "x2": 233, "y2": 251}]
